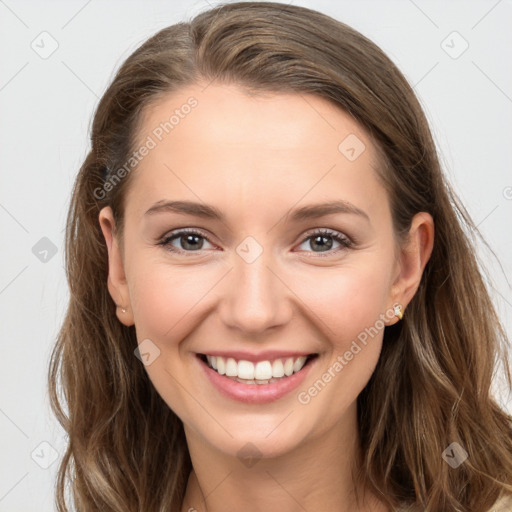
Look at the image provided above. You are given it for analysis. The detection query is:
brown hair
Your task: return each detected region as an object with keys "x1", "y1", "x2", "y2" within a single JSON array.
[{"x1": 48, "y1": 2, "x2": 512, "y2": 511}]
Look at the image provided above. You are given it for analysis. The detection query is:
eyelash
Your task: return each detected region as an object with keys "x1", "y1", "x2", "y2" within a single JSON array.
[{"x1": 157, "y1": 228, "x2": 354, "y2": 258}]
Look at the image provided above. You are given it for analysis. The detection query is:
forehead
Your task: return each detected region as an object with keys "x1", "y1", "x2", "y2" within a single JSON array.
[{"x1": 125, "y1": 82, "x2": 386, "y2": 221}]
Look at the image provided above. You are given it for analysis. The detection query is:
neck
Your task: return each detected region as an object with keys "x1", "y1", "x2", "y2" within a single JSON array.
[{"x1": 180, "y1": 403, "x2": 388, "y2": 512}]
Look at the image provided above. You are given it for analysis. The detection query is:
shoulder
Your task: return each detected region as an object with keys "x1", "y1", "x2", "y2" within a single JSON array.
[
  {"x1": 491, "y1": 493, "x2": 512, "y2": 511},
  {"x1": 392, "y1": 495, "x2": 512, "y2": 511}
]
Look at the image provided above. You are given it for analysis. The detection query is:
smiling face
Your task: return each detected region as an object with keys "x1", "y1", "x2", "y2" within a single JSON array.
[{"x1": 99, "y1": 82, "x2": 427, "y2": 462}]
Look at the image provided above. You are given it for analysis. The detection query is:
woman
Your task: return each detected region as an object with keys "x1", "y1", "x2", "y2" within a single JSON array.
[{"x1": 48, "y1": 2, "x2": 512, "y2": 511}]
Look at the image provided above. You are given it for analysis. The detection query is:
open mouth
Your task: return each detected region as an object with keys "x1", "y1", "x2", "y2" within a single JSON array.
[{"x1": 197, "y1": 353, "x2": 319, "y2": 385}]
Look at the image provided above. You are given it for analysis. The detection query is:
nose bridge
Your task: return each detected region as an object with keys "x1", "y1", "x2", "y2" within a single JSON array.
[{"x1": 221, "y1": 238, "x2": 290, "y2": 333}]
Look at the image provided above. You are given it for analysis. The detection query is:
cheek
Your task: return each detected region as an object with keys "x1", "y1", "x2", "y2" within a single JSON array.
[
  {"x1": 129, "y1": 263, "x2": 214, "y2": 341},
  {"x1": 295, "y1": 262, "x2": 392, "y2": 343},
  {"x1": 292, "y1": 267, "x2": 389, "y2": 420},
  {"x1": 129, "y1": 250, "x2": 393, "y2": 346}
]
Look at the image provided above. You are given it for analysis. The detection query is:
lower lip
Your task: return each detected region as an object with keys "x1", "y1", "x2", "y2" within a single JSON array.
[{"x1": 197, "y1": 354, "x2": 317, "y2": 404}]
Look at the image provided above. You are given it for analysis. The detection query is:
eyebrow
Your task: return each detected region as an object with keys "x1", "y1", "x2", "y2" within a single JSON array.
[{"x1": 144, "y1": 199, "x2": 370, "y2": 223}]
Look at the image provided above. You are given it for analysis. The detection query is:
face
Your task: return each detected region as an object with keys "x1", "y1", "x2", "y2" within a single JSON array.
[{"x1": 99, "y1": 82, "x2": 431, "y2": 461}]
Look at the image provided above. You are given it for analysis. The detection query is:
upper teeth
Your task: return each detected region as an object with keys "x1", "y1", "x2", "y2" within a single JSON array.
[{"x1": 206, "y1": 355, "x2": 308, "y2": 380}]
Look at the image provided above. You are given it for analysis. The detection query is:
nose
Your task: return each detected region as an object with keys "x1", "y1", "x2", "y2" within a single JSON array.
[{"x1": 219, "y1": 249, "x2": 293, "y2": 335}]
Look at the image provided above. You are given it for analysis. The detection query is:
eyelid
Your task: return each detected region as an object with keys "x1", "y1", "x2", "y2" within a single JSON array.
[
  {"x1": 300, "y1": 227, "x2": 354, "y2": 244},
  {"x1": 295, "y1": 228, "x2": 354, "y2": 257},
  {"x1": 158, "y1": 228, "x2": 217, "y2": 252},
  {"x1": 158, "y1": 226, "x2": 355, "y2": 257}
]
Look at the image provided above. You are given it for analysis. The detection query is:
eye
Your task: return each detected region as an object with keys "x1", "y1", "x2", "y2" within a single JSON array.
[
  {"x1": 157, "y1": 227, "x2": 353, "y2": 257},
  {"x1": 157, "y1": 229, "x2": 216, "y2": 255},
  {"x1": 295, "y1": 229, "x2": 353, "y2": 257}
]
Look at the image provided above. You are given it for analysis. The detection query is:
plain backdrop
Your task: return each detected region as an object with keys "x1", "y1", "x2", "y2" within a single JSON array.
[{"x1": 1, "y1": 1, "x2": 511, "y2": 510}]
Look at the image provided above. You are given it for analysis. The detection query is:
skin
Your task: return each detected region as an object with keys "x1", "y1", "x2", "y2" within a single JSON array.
[{"x1": 99, "y1": 82, "x2": 434, "y2": 512}]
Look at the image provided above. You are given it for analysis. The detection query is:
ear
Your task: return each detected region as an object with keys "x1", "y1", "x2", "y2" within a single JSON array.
[
  {"x1": 387, "y1": 212, "x2": 434, "y2": 325},
  {"x1": 98, "y1": 206, "x2": 134, "y2": 326}
]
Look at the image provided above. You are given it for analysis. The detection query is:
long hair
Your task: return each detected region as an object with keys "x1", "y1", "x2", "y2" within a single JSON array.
[{"x1": 48, "y1": 2, "x2": 512, "y2": 511}]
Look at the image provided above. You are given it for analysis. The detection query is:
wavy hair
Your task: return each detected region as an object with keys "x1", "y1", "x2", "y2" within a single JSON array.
[{"x1": 48, "y1": 2, "x2": 512, "y2": 511}]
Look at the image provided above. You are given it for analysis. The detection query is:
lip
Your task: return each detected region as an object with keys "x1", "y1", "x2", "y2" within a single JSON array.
[
  {"x1": 196, "y1": 353, "x2": 318, "y2": 404},
  {"x1": 197, "y1": 350, "x2": 313, "y2": 363}
]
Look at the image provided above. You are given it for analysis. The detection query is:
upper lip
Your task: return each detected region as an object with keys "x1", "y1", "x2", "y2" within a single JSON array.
[{"x1": 197, "y1": 350, "x2": 317, "y2": 363}]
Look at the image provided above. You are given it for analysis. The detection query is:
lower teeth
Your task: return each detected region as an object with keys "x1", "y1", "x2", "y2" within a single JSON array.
[{"x1": 228, "y1": 375, "x2": 286, "y2": 385}]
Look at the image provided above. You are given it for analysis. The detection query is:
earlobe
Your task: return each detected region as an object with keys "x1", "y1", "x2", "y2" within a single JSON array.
[
  {"x1": 98, "y1": 207, "x2": 135, "y2": 326},
  {"x1": 387, "y1": 212, "x2": 434, "y2": 323}
]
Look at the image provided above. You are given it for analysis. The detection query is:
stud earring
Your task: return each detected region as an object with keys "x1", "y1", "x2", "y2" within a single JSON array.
[{"x1": 394, "y1": 304, "x2": 403, "y2": 320}]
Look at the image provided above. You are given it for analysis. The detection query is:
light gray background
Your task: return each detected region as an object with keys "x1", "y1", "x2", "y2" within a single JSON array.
[{"x1": 1, "y1": 1, "x2": 511, "y2": 510}]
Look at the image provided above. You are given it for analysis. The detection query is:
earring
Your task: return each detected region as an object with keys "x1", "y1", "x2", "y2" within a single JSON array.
[
  {"x1": 394, "y1": 304, "x2": 403, "y2": 320},
  {"x1": 116, "y1": 304, "x2": 127, "y2": 313}
]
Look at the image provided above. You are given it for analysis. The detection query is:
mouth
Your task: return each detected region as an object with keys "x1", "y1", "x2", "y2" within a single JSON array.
[{"x1": 196, "y1": 353, "x2": 319, "y2": 385}]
